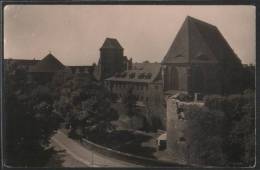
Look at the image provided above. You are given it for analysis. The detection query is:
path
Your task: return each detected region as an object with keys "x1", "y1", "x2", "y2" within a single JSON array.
[{"x1": 50, "y1": 131, "x2": 141, "y2": 167}]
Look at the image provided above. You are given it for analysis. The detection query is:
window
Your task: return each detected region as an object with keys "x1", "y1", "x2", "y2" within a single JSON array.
[
  {"x1": 145, "y1": 73, "x2": 152, "y2": 79},
  {"x1": 196, "y1": 54, "x2": 208, "y2": 60}
]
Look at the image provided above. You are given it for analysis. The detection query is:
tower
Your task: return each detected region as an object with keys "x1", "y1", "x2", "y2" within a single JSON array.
[{"x1": 96, "y1": 38, "x2": 127, "y2": 80}]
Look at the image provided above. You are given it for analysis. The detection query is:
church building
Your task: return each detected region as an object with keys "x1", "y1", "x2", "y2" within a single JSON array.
[{"x1": 162, "y1": 16, "x2": 244, "y2": 95}]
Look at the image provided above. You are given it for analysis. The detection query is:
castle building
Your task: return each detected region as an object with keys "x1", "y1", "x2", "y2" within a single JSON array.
[
  {"x1": 162, "y1": 16, "x2": 244, "y2": 95},
  {"x1": 94, "y1": 38, "x2": 132, "y2": 80}
]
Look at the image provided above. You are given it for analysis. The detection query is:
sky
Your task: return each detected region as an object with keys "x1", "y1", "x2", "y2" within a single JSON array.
[{"x1": 4, "y1": 5, "x2": 255, "y2": 65}]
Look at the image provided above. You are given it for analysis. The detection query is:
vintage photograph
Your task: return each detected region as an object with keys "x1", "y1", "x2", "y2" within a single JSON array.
[{"x1": 3, "y1": 5, "x2": 255, "y2": 167}]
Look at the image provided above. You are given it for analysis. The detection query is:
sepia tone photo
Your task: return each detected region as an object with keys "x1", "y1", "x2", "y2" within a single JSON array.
[{"x1": 3, "y1": 5, "x2": 255, "y2": 168}]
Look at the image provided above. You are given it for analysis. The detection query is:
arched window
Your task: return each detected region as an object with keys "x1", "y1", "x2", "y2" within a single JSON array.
[
  {"x1": 170, "y1": 67, "x2": 179, "y2": 90},
  {"x1": 192, "y1": 67, "x2": 205, "y2": 93}
]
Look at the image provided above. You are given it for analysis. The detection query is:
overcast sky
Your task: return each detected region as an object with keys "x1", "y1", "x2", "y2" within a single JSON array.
[{"x1": 4, "y1": 5, "x2": 255, "y2": 65}]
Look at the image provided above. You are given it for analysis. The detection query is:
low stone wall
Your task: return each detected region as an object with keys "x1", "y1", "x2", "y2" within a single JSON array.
[{"x1": 81, "y1": 137, "x2": 188, "y2": 167}]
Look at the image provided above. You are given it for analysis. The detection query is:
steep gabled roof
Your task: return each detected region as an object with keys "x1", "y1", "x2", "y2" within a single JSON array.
[
  {"x1": 29, "y1": 53, "x2": 65, "y2": 73},
  {"x1": 100, "y1": 38, "x2": 123, "y2": 50},
  {"x1": 162, "y1": 16, "x2": 241, "y2": 65}
]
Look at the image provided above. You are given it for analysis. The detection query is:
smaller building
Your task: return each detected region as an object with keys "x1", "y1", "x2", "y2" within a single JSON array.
[
  {"x1": 28, "y1": 53, "x2": 65, "y2": 82},
  {"x1": 166, "y1": 96, "x2": 206, "y2": 165},
  {"x1": 4, "y1": 58, "x2": 39, "y2": 73},
  {"x1": 105, "y1": 62, "x2": 163, "y2": 104}
]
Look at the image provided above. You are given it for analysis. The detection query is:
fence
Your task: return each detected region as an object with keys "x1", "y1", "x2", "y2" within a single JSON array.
[{"x1": 81, "y1": 137, "x2": 189, "y2": 167}]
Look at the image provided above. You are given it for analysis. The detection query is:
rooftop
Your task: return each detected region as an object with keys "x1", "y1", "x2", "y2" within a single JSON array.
[
  {"x1": 162, "y1": 16, "x2": 241, "y2": 65},
  {"x1": 29, "y1": 53, "x2": 65, "y2": 73},
  {"x1": 100, "y1": 38, "x2": 123, "y2": 50},
  {"x1": 106, "y1": 62, "x2": 162, "y2": 83}
]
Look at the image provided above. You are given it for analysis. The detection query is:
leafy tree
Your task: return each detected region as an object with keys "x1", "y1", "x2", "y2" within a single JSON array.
[
  {"x1": 122, "y1": 87, "x2": 138, "y2": 129},
  {"x1": 5, "y1": 68, "x2": 61, "y2": 166},
  {"x1": 52, "y1": 72, "x2": 119, "y2": 140},
  {"x1": 184, "y1": 106, "x2": 227, "y2": 165},
  {"x1": 203, "y1": 91, "x2": 255, "y2": 166}
]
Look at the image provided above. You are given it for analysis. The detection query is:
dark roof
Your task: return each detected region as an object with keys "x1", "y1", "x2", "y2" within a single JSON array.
[
  {"x1": 106, "y1": 63, "x2": 162, "y2": 83},
  {"x1": 162, "y1": 16, "x2": 241, "y2": 65},
  {"x1": 100, "y1": 38, "x2": 123, "y2": 50},
  {"x1": 4, "y1": 59, "x2": 39, "y2": 66},
  {"x1": 67, "y1": 66, "x2": 93, "y2": 69},
  {"x1": 29, "y1": 53, "x2": 65, "y2": 73},
  {"x1": 67, "y1": 65, "x2": 93, "y2": 74}
]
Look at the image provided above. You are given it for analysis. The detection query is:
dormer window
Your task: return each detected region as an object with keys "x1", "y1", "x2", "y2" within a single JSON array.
[{"x1": 196, "y1": 54, "x2": 208, "y2": 60}]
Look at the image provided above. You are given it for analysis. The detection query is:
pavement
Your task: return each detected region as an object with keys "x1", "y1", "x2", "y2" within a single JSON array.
[{"x1": 50, "y1": 130, "x2": 141, "y2": 167}]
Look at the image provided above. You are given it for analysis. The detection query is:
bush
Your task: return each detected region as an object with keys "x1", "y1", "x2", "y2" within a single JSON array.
[{"x1": 203, "y1": 92, "x2": 255, "y2": 166}]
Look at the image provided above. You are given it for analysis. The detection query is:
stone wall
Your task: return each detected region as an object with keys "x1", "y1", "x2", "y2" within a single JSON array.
[{"x1": 166, "y1": 97, "x2": 204, "y2": 164}]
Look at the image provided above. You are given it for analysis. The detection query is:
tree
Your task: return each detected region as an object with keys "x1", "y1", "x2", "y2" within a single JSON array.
[
  {"x1": 123, "y1": 87, "x2": 138, "y2": 129},
  {"x1": 5, "y1": 68, "x2": 61, "y2": 166},
  {"x1": 52, "y1": 72, "x2": 119, "y2": 140},
  {"x1": 204, "y1": 91, "x2": 255, "y2": 166}
]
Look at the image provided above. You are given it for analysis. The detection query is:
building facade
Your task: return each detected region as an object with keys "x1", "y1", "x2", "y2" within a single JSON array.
[
  {"x1": 105, "y1": 62, "x2": 166, "y2": 129},
  {"x1": 105, "y1": 63, "x2": 163, "y2": 104},
  {"x1": 162, "y1": 16, "x2": 244, "y2": 95},
  {"x1": 166, "y1": 97, "x2": 206, "y2": 165}
]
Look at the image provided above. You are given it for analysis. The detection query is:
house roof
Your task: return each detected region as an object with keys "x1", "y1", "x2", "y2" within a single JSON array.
[
  {"x1": 162, "y1": 16, "x2": 241, "y2": 65},
  {"x1": 100, "y1": 38, "x2": 123, "y2": 50},
  {"x1": 4, "y1": 59, "x2": 39, "y2": 66},
  {"x1": 105, "y1": 63, "x2": 162, "y2": 83},
  {"x1": 29, "y1": 53, "x2": 65, "y2": 73}
]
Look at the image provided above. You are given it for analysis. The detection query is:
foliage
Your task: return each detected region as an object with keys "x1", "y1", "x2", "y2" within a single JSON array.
[
  {"x1": 122, "y1": 87, "x2": 137, "y2": 118},
  {"x1": 52, "y1": 72, "x2": 119, "y2": 139},
  {"x1": 202, "y1": 90, "x2": 255, "y2": 166},
  {"x1": 5, "y1": 68, "x2": 61, "y2": 166},
  {"x1": 122, "y1": 87, "x2": 138, "y2": 129}
]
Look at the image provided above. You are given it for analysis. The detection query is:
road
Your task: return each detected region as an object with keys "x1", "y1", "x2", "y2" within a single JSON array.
[{"x1": 51, "y1": 131, "x2": 141, "y2": 167}]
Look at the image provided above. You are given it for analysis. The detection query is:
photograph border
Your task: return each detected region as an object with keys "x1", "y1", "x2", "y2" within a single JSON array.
[{"x1": 0, "y1": 0, "x2": 258, "y2": 170}]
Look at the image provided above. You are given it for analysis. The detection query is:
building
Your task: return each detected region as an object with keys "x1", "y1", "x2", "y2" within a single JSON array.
[
  {"x1": 67, "y1": 66, "x2": 94, "y2": 75},
  {"x1": 28, "y1": 53, "x2": 66, "y2": 82},
  {"x1": 94, "y1": 38, "x2": 132, "y2": 80},
  {"x1": 4, "y1": 58, "x2": 39, "y2": 73},
  {"x1": 162, "y1": 16, "x2": 244, "y2": 95},
  {"x1": 105, "y1": 62, "x2": 165, "y2": 130},
  {"x1": 166, "y1": 96, "x2": 205, "y2": 165},
  {"x1": 105, "y1": 62, "x2": 163, "y2": 104}
]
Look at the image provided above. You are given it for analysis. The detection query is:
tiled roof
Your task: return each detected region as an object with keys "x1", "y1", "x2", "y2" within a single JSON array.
[
  {"x1": 29, "y1": 53, "x2": 65, "y2": 73},
  {"x1": 106, "y1": 63, "x2": 162, "y2": 83},
  {"x1": 100, "y1": 38, "x2": 123, "y2": 50},
  {"x1": 162, "y1": 16, "x2": 241, "y2": 65}
]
